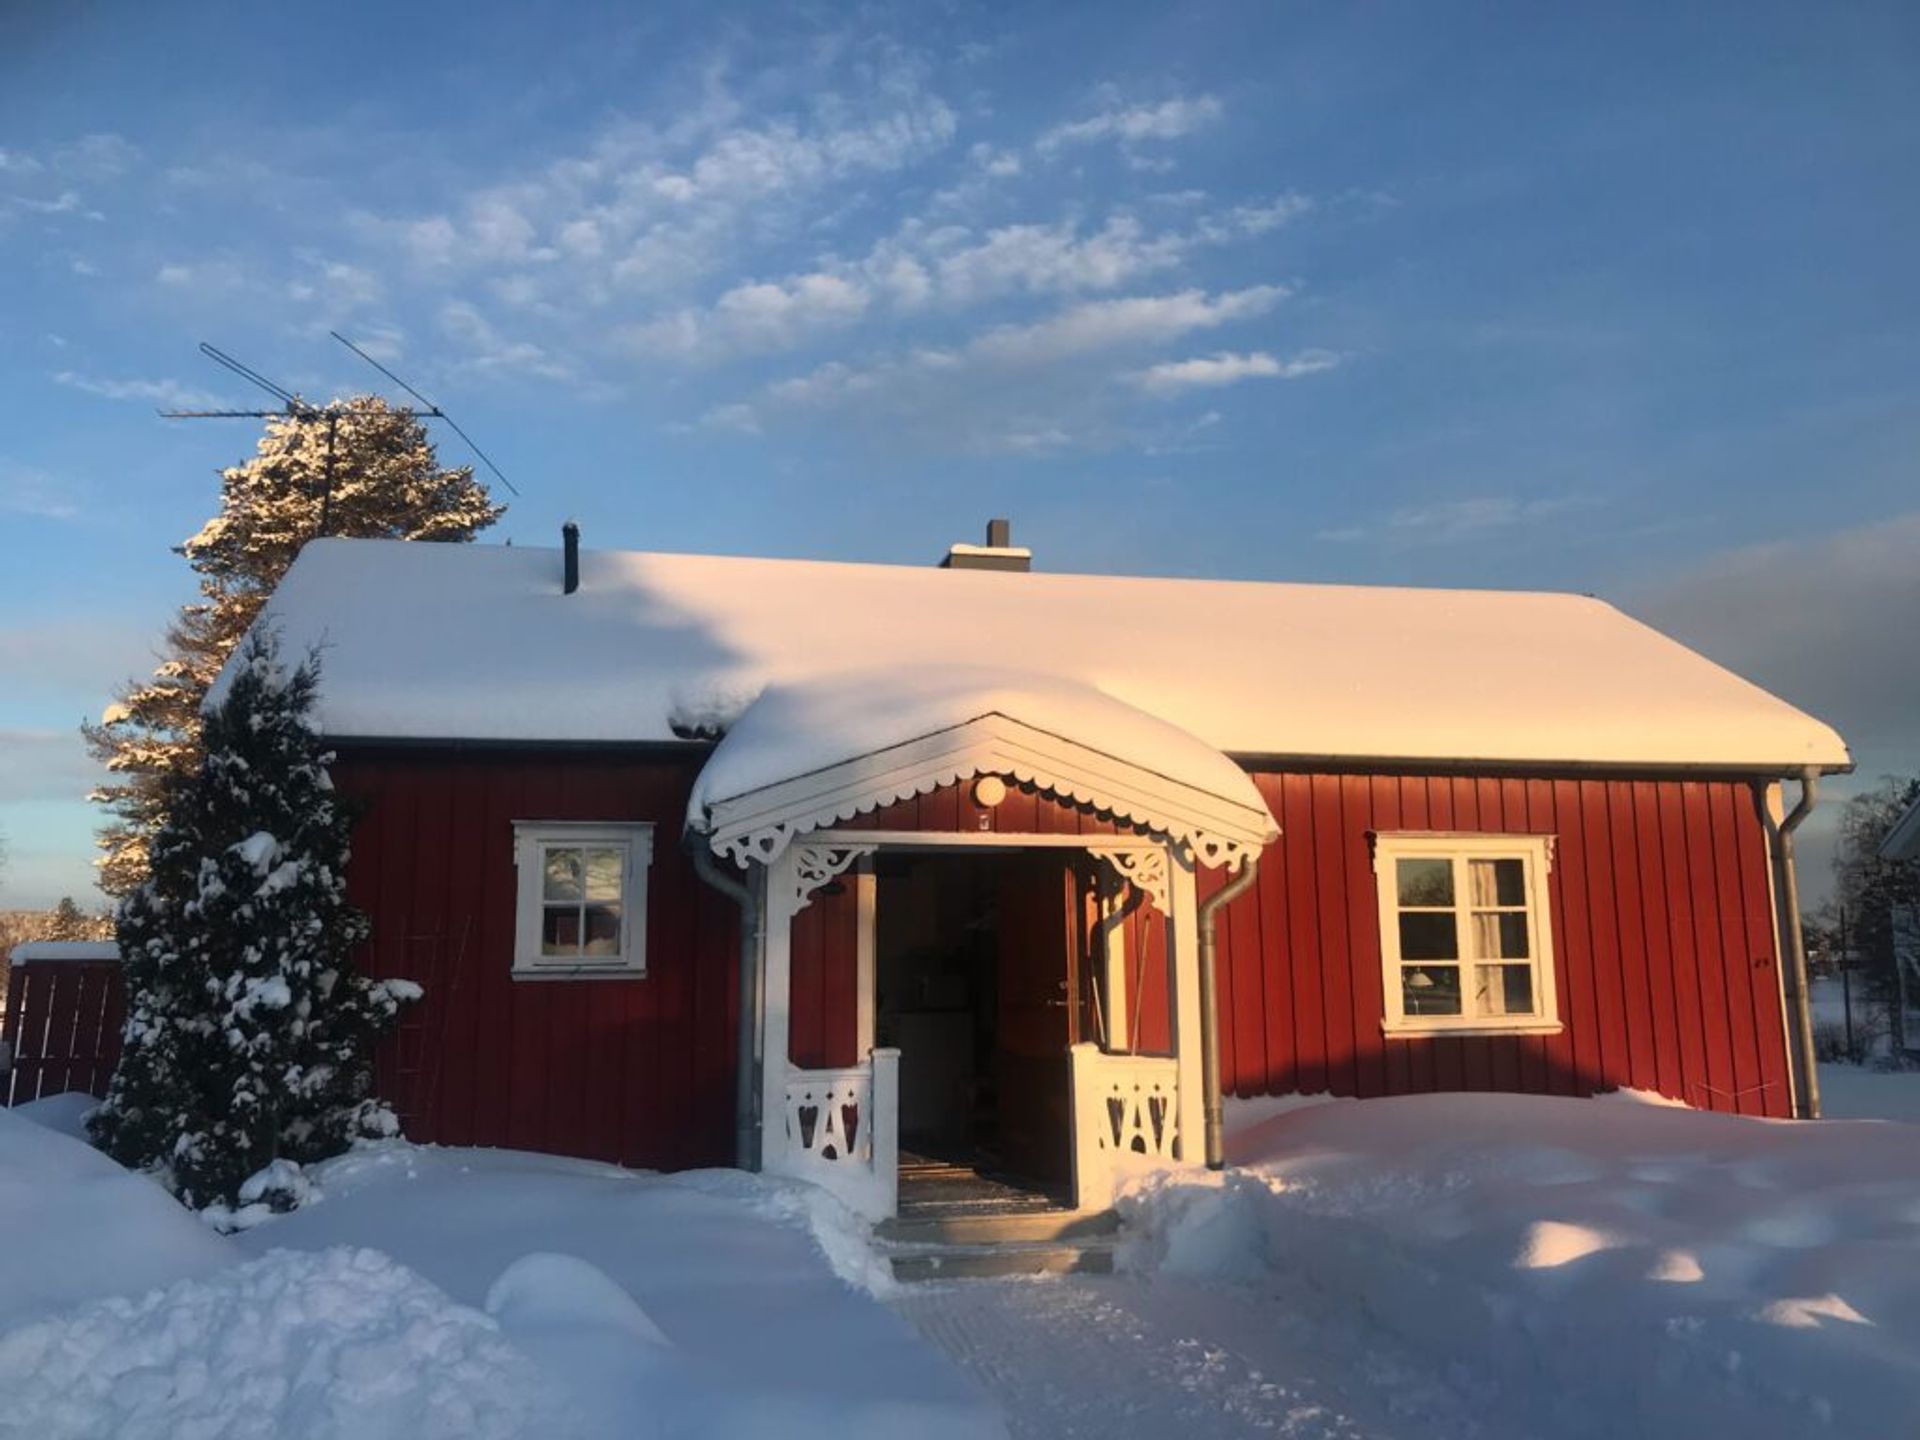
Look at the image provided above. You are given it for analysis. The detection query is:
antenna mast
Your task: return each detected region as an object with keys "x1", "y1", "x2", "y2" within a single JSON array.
[{"x1": 159, "y1": 339, "x2": 519, "y2": 536}]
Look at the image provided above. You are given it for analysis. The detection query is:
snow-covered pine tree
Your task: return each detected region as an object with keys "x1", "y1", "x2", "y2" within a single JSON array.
[
  {"x1": 44, "y1": 896, "x2": 110, "y2": 941},
  {"x1": 85, "y1": 395, "x2": 504, "y2": 896},
  {"x1": 88, "y1": 629, "x2": 419, "y2": 1218}
]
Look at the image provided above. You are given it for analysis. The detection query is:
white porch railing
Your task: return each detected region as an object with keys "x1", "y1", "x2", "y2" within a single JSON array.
[
  {"x1": 1070, "y1": 1043, "x2": 1183, "y2": 1211},
  {"x1": 770, "y1": 1048, "x2": 899, "y2": 1219}
]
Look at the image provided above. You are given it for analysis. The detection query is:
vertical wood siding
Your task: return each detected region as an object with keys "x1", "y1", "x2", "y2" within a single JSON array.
[
  {"x1": 1209, "y1": 771, "x2": 1792, "y2": 1117},
  {"x1": 332, "y1": 748, "x2": 739, "y2": 1169},
  {"x1": 1, "y1": 960, "x2": 124, "y2": 1105},
  {"x1": 334, "y1": 755, "x2": 1793, "y2": 1170}
]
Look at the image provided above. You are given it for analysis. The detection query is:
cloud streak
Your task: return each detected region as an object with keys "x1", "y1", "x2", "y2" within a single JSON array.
[
  {"x1": 1039, "y1": 95, "x2": 1225, "y2": 152},
  {"x1": 1132, "y1": 348, "x2": 1341, "y2": 393}
]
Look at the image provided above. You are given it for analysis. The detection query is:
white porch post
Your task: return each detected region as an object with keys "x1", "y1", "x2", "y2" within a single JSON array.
[
  {"x1": 870, "y1": 1046, "x2": 900, "y2": 1216},
  {"x1": 1168, "y1": 848, "x2": 1207, "y2": 1165},
  {"x1": 760, "y1": 845, "x2": 799, "y2": 1177},
  {"x1": 854, "y1": 859, "x2": 877, "y2": 1057}
]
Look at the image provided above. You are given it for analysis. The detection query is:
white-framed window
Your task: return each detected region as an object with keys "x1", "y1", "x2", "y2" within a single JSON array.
[
  {"x1": 512, "y1": 822, "x2": 654, "y2": 979},
  {"x1": 1372, "y1": 833, "x2": 1560, "y2": 1037}
]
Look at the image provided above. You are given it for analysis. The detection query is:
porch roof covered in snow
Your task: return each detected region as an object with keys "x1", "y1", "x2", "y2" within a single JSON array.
[
  {"x1": 234, "y1": 537, "x2": 1852, "y2": 776},
  {"x1": 687, "y1": 667, "x2": 1282, "y2": 867}
]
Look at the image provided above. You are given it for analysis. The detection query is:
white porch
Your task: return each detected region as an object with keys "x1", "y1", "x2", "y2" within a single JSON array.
[{"x1": 686, "y1": 668, "x2": 1281, "y2": 1222}]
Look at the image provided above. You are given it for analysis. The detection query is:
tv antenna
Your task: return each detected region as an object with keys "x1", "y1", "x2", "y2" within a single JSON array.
[{"x1": 159, "y1": 338, "x2": 520, "y2": 533}]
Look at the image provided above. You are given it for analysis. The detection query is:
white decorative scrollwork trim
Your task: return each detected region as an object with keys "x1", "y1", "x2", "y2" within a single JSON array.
[
  {"x1": 1088, "y1": 843, "x2": 1172, "y2": 915},
  {"x1": 700, "y1": 714, "x2": 1276, "y2": 872},
  {"x1": 787, "y1": 843, "x2": 877, "y2": 912}
]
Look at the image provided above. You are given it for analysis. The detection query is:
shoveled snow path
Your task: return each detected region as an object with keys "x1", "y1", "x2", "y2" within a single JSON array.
[{"x1": 892, "y1": 1273, "x2": 1492, "y2": 1440}]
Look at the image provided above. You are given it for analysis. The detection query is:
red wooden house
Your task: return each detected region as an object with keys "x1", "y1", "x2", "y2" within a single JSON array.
[{"x1": 240, "y1": 522, "x2": 1848, "y2": 1220}]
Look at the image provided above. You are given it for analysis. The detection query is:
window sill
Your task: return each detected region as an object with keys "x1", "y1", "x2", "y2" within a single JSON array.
[
  {"x1": 1382, "y1": 1022, "x2": 1563, "y2": 1040},
  {"x1": 512, "y1": 961, "x2": 646, "y2": 982}
]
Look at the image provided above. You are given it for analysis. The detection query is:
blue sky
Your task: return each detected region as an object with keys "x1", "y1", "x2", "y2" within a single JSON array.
[{"x1": 2, "y1": 1, "x2": 1916, "y2": 907}]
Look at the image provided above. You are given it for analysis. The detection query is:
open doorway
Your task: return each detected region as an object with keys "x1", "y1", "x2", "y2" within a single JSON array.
[{"x1": 874, "y1": 849, "x2": 1089, "y2": 1211}]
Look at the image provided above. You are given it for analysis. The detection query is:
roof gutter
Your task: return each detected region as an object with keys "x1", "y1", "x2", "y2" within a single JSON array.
[
  {"x1": 689, "y1": 838, "x2": 764, "y2": 1169},
  {"x1": 1196, "y1": 855, "x2": 1261, "y2": 1169},
  {"x1": 1768, "y1": 768, "x2": 1822, "y2": 1119}
]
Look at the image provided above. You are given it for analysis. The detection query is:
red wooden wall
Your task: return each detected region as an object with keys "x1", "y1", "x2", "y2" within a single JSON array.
[
  {"x1": 1208, "y1": 771, "x2": 1792, "y2": 1117},
  {"x1": 332, "y1": 746, "x2": 740, "y2": 1168},
  {"x1": 789, "y1": 885, "x2": 861, "y2": 1070},
  {"x1": 332, "y1": 752, "x2": 1794, "y2": 1170}
]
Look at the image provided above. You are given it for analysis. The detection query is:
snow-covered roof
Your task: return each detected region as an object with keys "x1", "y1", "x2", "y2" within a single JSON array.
[
  {"x1": 8, "y1": 942, "x2": 118, "y2": 967},
  {"x1": 1882, "y1": 792, "x2": 1920, "y2": 863},
  {"x1": 238, "y1": 537, "x2": 1850, "y2": 774},
  {"x1": 690, "y1": 667, "x2": 1281, "y2": 865}
]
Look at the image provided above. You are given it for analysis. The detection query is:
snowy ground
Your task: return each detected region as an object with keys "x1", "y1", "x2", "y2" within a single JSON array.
[
  {"x1": 8, "y1": 1086, "x2": 1920, "y2": 1439},
  {"x1": 0, "y1": 1097, "x2": 998, "y2": 1440},
  {"x1": 894, "y1": 1091, "x2": 1920, "y2": 1439}
]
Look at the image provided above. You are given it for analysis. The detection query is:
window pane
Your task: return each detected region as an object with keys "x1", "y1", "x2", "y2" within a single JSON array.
[
  {"x1": 543, "y1": 848, "x2": 583, "y2": 902},
  {"x1": 1469, "y1": 857, "x2": 1527, "y2": 907},
  {"x1": 1399, "y1": 911, "x2": 1459, "y2": 960},
  {"x1": 584, "y1": 848, "x2": 624, "y2": 902},
  {"x1": 1403, "y1": 964, "x2": 1462, "y2": 1015},
  {"x1": 1471, "y1": 911, "x2": 1531, "y2": 960},
  {"x1": 582, "y1": 904, "x2": 622, "y2": 956},
  {"x1": 1477, "y1": 963, "x2": 1535, "y2": 1017},
  {"x1": 1397, "y1": 857, "x2": 1453, "y2": 907},
  {"x1": 542, "y1": 905, "x2": 581, "y2": 955}
]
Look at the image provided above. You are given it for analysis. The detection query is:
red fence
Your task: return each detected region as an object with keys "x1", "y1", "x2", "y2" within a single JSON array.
[{"x1": 2, "y1": 958, "x2": 124, "y2": 1107}]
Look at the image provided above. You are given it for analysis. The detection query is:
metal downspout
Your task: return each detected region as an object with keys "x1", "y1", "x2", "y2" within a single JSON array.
[
  {"x1": 690, "y1": 841, "x2": 765, "y2": 1169},
  {"x1": 1772, "y1": 768, "x2": 1822, "y2": 1119},
  {"x1": 1196, "y1": 856, "x2": 1261, "y2": 1169}
]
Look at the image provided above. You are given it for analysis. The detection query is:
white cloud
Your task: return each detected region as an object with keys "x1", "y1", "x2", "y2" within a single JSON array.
[
  {"x1": 967, "y1": 142, "x2": 1022, "y2": 177},
  {"x1": 698, "y1": 402, "x2": 761, "y2": 435},
  {"x1": 1039, "y1": 95, "x2": 1224, "y2": 152},
  {"x1": 1316, "y1": 494, "x2": 1593, "y2": 546},
  {"x1": 437, "y1": 301, "x2": 571, "y2": 380},
  {"x1": 152, "y1": 256, "x2": 255, "y2": 293},
  {"x1": 1132, "y1": 348, "x2": 1341, "y2": 394},
  {"x1": 929, "y1": 216, "x2": 1185, "y2": 304},
  {"x1": 50, "y1": 133, "x2": 139, "y2": 180},
  {"x1": 631, "y1": 271, "x2": 870, "y2": 362},
  {"x1": 287, "y1": 257, "x2": 383, "y2": 314},
  {"x1": 0, "y1": 463, "x2": 80, "y2": 520},
  {"x1": 51, "y1": 372, "x2": 225, "y2": 409},
  {"x1": 1197, "y1": 192, "x2": 1315, "y2": 240},
  {"x1": 972, "y1": 284, "x2": 1287, "y2": 366}
]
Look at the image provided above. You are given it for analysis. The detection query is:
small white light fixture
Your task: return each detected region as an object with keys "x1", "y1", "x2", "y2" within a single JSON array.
[{"x1": 972, "y1": 775, "x2": 1008, "y2": 808}]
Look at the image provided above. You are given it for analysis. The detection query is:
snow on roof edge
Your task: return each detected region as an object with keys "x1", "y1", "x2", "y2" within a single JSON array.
[{"x1": 9, "y1": 942, "x2": 119, "y2": 966}]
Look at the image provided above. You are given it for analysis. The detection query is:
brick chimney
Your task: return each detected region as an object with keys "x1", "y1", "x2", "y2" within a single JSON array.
[{"x1": 940, "y1": 517, "x2": 1031, "y2": 572}]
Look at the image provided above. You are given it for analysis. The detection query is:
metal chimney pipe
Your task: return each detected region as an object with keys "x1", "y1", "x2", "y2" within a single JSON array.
[{"x1": 562, "y1": 520, "x2": 580, "y2": 595}]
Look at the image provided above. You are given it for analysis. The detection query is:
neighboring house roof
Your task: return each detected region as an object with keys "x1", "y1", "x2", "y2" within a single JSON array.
[
  {"x1": 1882, "y1": 792, "x2": 1920, "y2": 863},
  {"x1": 7, "y1": 942, "x2": 118, "y2": 966},
  {"x1": 689, "y1": 666, "x2": 1281, "y2": 865},
  {"x1": 234, "y1": 537, "x2": 1851, "y2": 774}
]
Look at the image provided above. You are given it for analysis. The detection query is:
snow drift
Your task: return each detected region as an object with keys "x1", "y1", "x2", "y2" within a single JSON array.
[{"x1": 1121, "y1": 1092, "x2": 1920, "y2": 1438}]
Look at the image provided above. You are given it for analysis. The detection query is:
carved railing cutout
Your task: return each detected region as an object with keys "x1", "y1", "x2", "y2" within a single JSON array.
[{"x1": 785, "y1": 1068, "x2": 869, "y2": 1165}]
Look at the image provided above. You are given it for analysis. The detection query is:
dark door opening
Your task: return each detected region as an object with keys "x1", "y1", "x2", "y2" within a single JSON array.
[{"x1": 874, "y1": 849, "x2": 1088, "y2": 1205}]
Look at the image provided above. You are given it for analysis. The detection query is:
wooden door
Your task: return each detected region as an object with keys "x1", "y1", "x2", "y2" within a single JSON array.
[{"x1": 993, "y1": 853, "x2": 1079, "y2": 1184}]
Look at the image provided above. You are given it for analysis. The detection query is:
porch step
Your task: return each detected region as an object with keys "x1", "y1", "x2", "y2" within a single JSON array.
[
  {"x1": 878, "y1": 1207, "x2": 1121, "y2": 1247},
  {"x1": 877, "y1": 1207, "x2": 1123, "y2": 1282}
]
